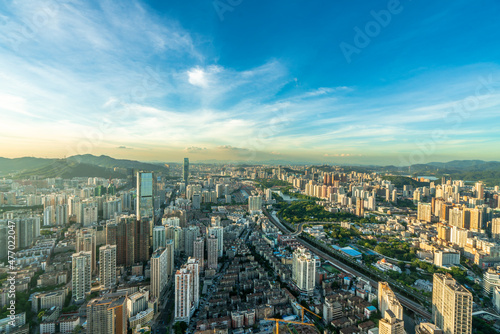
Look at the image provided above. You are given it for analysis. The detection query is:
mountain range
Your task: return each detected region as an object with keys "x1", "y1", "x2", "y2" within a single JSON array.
[{"x1": 0, "y1": 154, "x2": 169, "y2": 179}]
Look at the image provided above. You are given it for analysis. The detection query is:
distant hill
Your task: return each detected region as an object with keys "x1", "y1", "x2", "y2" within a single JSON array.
[
  {"x1": 0, "y1": 154, "x2": 169, "y2": 179},
  {"x1": 14, "y1": 160, "x2": 127, "y2": 179},
  {"x1": 66, "y1": 154, "x2": 169, "y2": 172},
  {"x1": 0, "y1": 157, "x2": 54, "y2": 173},
  {"x1": 381, "y1": 175, "x2": 430, "y2": 188}
]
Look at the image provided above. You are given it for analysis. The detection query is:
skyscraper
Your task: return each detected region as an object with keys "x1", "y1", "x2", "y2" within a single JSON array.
[
  {"x1": 208, "y1": 226, "x2": 223, "y2": 257},
  {"x1": 292, "y1": 247, "x2": 316, "y2": 294},
  {"x1": 432, "y1": 273, "x2": 472, "y2": 334},
  {"x1": 86, "y1": 294, "x2": 127, "y2": 334},
  {"x1": 379, "y1": 309, "x2": 405, "y2": 334},
  {"x1": 165, "y1": 239, "x2": 175, "y2": 278},
  {"x1": 76, "y1": 228, "x2": 97, "y2": 274},
  {"x1": 106, "y1": 215, "x2": 136, "y2": 266},
  {"x1": 418, "y1": 202, "x2": 432, "y2": 223},
  {"x1": 153, "y1": 225, "x2": 167, "y2": 251},
  {"x1": 248, "y1": 195, "x2": 263, "y2": 213},
  {"x1": 183, "y1": 158, "x2": 189, "y2": 186},
  {"x1": 193, "y1": 236, "x2": 205, "y2": 268},
  {"x1": 356, "y1": 197, "x2": 364, "y2": 217},
  {"x1": 99, "y1": 245, "x2": 117, "y2": 289},
  {"x1": 378, "y1": 282, "x2": 403, "y2": 321},
  {"x1": 151, "y1": 247, "x2": 168, "y2": 300},
  {"x1": 174, "y1": 258, "x2": 200, "y2": 322},
  {"x1": 135, "y1": 218, "x2": 151, "y2": 263},
  {"x1": 72, "y1": 252, "x2": 92, "y2": 302},
  {"x1": 207, "y1": 234, "x2": 218, "y2": 270},
  {"x1": 184, "y1": 226, "x2": 200, "y2": 257},
  {"x1": 136, "y1": 171, "x2": 154, "y2": 221}
]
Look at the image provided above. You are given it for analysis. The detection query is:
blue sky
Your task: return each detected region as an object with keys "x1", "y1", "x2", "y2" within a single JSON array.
[{"x1": 1, "y1": 0, "x2": 500, "y2": 165}]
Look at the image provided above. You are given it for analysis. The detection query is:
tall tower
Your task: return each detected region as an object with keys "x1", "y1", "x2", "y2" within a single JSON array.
[
  {"x1": 76, "y1": 228, "x2": 97, "y2": 274},
  {"x1": 378, "y1": 282, "x2": 403, "y2": 321},
  {"x1": 432, "y1": 273, "x2": 472, "y2": 334},
  {"x1": 99, "y1": 245, "x2": 117, "y2": 289},
  {"x1": 207, "y1": 234, "x2": 218, "y2": 270},
  {"x1": 292, "y1": 247, "x2": 316, "y2": 294},
  {"x1": 184, "y1": 226, "x2": 200, "y2": 257},
  {"x1": 208, "y1": 226, "x2": 223, "y2": 257},
  {"x1": 153, "y1": 225, "x2": 167, "y2": 251},
  {"x1": 379, "y1": 309, "x2": 405, "y2": 334},
  {"x1": 165, "y1": 239, "x2": 175, "y2": 278},
  {"x1": 87, "y1": 294, "x2": 127, "y2": 334},
  {"x1": 193, "y1": 237, "x2": 205, "y2": 269},
  {"x1": 72, "y1": 252, "x2": 92, "y2": 302},
  {"x1": 106, "y1": 215, "x2": 136, "y2": 266},
  {"x1": 136, "y1": 171, "x2": 154, "y2": 221},
  {"x1": 183, "y1": 158, "x2": 190, "y2": 186},
  {"x1": 151, "y1": 247, "x2": 168, "y2": 301},
  {"x1": 174, "y1": 258, "x2": 200, "y2": 323},
  {"x1": 135, "y1": 218, "x2": 151, "y2": 263}
]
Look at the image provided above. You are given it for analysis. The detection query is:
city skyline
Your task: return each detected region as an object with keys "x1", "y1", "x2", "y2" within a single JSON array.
[{"x1": 1, "y1": 1, "x2": 500, "y2": 165}]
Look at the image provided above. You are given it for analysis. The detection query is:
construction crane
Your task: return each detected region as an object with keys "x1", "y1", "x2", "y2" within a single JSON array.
[
  {"x1": 264, "y1": 318, "x2": 315, "y2": 334},
  {"x1": 296, "y1": 304, "x2": 321, "y2": 323}
]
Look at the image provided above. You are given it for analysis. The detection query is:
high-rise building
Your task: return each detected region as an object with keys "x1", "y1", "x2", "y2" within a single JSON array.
[
  {"x1": 378, "y1": 282, "x2": 403, "y2": 320},
  {"x1": 186, "y1": 258, "x2": 200, "y2": 308},
  {"x1": 415, "y1": 323, "x2": 443, "y2": 334},
  {"x1": 184, "y1": 226, "x2": 200, "y2": 257},
  {"x1": 483, "y1": 267, "x2": 500, "y2": 296},
  {"x1": 135, "y1": 218, "x2": 151, "y2": 263},
  {"x1": 72, "y1": 252, "x2": 92, "y2": 302},
  {"x1": 183, "y1": 158, "x2": 190, "y2": 186},
  {"x1": 99, "y1": 245, "x2": 117, "y2": 289},
  {"x1": 248, "y1": 196, "x2": 263, "y2": 213},
  {"x1": 193, "y1": 237, "x2": 205, "y2": 268},
  {"x1": 165, "y1": 239, "x2": 175, "y2": 278},
  {"x1": 15, "y1": 218, "x2": 34, "y2": 250},
  {"x1": 432, "y1": 273, "x2": 472, "y2": 334},
  {"x1": 76, "y1": 228, "x2": 97, "y2": 274},
  {"x1": 106, "y1": 215, "x2": 135, "y2": 266},
  {"x1": 151, "y1": 247, "x2": 168, "y2": 300},
  {"x1": 292, "y1": 247, "x2": 316, "y2": 294},
  {"x1": 418, "y1": 202, "x2": 432, "y2": 223},
  {"x1": 208, "y1": 226, "x2": 224, "y2": 257},
  {"x1": 136, "y1": 171, "x2": 154, "y2": 221},
  {"x1": 491, "y1": 218, "x2": 500, "y2": 239},
  {"x1": 153, "y1": 225, "x2": 167, "y2": 251},
  {"x1": 174, "y1": 258, "x2": 200, "y2": 322},
  {"x1": 207, "y1": 234, "x2": 218, "y2": 270},
  {"x1": 356, "y1": 197, "x2": 364, "y2": 217},
  {"x1": 127, "y1": 289, "x2": 149, "y2": 318},
  {"x1": 379, "y1": 309, "x2": 405, "y2": 334},
  {"x1": 86, "y1": 294, "x2": 127, "y2": 334},
  {"x1": 475, "y1": 181, "x2": 484, "y2": 200}
]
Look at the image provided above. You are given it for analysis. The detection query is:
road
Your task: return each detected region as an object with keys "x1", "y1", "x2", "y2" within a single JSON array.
[{"x1": 263, "y1": 208, "x2": 432, "y2": 320}]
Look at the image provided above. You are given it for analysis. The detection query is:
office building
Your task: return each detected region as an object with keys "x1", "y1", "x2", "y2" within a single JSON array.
[
  {"x1": 292, "y1": 247, "x2": 316, "y2": 294},
  {"x1": 99, "y1": 245, "x2": 117, "y2": 289},
  {"x1": 72, "y1": 252, "x2": 92, "y2": 301},
  {"x1": 136, "y1": 171, "x2": 154, "y2": 221},
  {"x1": 483, "y1": 267, "x2": 500, "y2": 296},
  {"x1": 432, "y1": 273, "x2": 472, "y2": 334}
]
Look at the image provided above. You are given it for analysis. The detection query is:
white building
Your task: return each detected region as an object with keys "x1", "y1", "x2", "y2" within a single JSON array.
[{"x1": 292, "y1": 247, "x2": 316, "y2": 294}]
